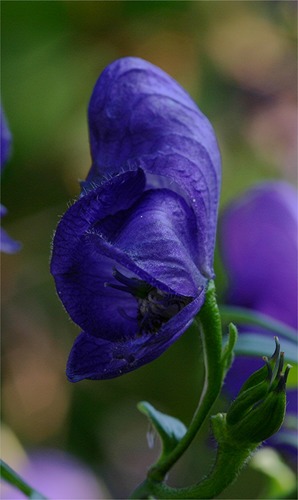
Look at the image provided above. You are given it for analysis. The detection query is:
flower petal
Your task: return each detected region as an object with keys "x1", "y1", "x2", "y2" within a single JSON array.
[
  {"x1": 0, "y1": 204, "x2": 21, "y2": 254},
  {"x1": 1, "y1": 109, "x2": 21, "y2": 254},
  {"x1": 220, "y1": 181, "x2": 298, "y2": 328},
  {"x1": 51, "y1": 171, "x2": 204, "y2": 340},
  {"x1": 51, "y1": 169, "x2": 146, "y2": 339},
  {"x1": 51, "y1": 168, "x2": 146, "y2": 275},
  {"x1": 93, "y1": 188, "x2": 205, "y2": 295},
  {"x1": 87, "y1": 57, "x2": 221, "y2": 276},
  {"x1": 66, "y1": 293, "x2": 204, "y2": 381},
  {"x1": 0, "y1": 226, "x2": 21, "y2": 254},
  {"x1": 1, "y1": 107, "x2": 12, "y2": 170}
]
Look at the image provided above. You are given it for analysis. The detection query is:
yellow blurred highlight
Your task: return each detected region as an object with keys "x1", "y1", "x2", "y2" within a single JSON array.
[
  {"x1": 205, "y1": 9, "x2": 292, "y2": 92},
  {"x1": 2, "y1": 310, "x2": 71, "y2": 443},
  {"x1": 134, "y1": 30, "x2": 199, "y2": 96},
  {"x1": 0, "y1": 423, "x2": 28, "y2": 470}
]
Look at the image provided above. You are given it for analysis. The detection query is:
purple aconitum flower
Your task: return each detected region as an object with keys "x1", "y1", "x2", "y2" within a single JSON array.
[
  {"x1": 220, "y1": 181, "x2": 298, "y2": 457},
  {"x1": 1, "y1": 107, "x2": 21, "y2": 254},
  {"x1": 51, "y1": 57, "x2": 221, "y2": 381}
]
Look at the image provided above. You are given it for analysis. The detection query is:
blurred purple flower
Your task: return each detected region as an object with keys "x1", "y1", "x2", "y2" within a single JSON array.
[
  {"x1": 220, "y1": 181, "x2": 298, "y2": 457},
  {"x1": 1, "y1": 107, "x2": 21, "y2": 254},
  {"x1": 1, "y1": 449, "x2": 108, "y2": 499},
  {"x1": 1, "y1": 107, "x2": 12, "y2": 170},
  {"x1": 51, "y1": 57, "x2": 221, "y2": 381}
]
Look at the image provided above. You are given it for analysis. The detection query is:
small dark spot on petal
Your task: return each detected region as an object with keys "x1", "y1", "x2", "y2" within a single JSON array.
[{"x1": 113, "y1": 353, "x2": 125, "y2": 360}]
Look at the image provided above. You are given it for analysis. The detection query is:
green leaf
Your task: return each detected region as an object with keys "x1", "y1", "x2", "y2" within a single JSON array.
[
  {"x1": 0, "y1": 460, "x2": 47, "y2": 499},
  {"x1": 235, "y1": 333, "x2": 297, "y2": 364},
  {"x1": 219, "y1": 306, "x2": 297, "y2": 343},
  {"x1": 137, "y1": 401, "x2": 187, "y2": 457},
  {"x1": 221, "y1": 322, "x2": 238, "y2": 375},
  {"x1": 285, "y1": 363, "x2": 298, "y2": 388}
]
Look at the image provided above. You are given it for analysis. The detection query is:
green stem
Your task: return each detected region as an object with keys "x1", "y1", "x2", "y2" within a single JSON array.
[
  {"x1": 131, "y1": 414, "x2": 258, "y2": 499},
  {"x1": 219, "y1": 306, "x2": 297, "y2": 343},
  {"x1": 147, "y1": 281, "x2": 224, "y2": 482},
  {"x1": 0, "y1": 460, "x2": 47, "y2": 499},
  {"x1": 131, "y1": 298, "x2": 294, "y2": 499},
  {"x1": 132, "y1": 441, "x2": 254, "y2": 499}
]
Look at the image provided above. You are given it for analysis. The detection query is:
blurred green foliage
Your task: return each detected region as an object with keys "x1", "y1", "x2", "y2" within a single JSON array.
[{"x1": 1, "y1": 1, "x2": 297, "y2": 499}]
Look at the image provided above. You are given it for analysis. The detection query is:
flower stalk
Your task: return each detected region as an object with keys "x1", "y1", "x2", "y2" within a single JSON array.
[
  {"x1": 0, "y1": 460, "x2": 47, "y2": 500},
  {"x1": 131, "y1": 299, "x2": 290, "y2": 499},
  {"x1": 131, "y1": 280, "x2": 241, "y2": 499},
  {"x1": 147, "y1": 280, "x2": 225, "y2": 483}
]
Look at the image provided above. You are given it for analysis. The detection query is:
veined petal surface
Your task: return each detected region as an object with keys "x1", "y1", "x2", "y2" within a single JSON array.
[{"x1": 87, "y1": 57, "x2": 221, "y2": 276}]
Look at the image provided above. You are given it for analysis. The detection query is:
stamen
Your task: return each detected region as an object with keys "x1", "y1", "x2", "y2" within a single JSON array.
[
  {"x1": 137, "y1": 289, "x2": 192, "y2": 334},
  {"x1": 107, "y1": 268, "x2": 152, "y2": 299},
  {"x1": 107, "y1": 267, "x2": 192, "y2": 334},
  {"x1": 104, "y1": 282, "x2": 133, "y2": 294}
]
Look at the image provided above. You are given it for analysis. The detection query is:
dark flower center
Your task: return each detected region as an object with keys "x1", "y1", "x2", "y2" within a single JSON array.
[{"x1": 106, "y1": 268, "x2": 192, "y2": 334}]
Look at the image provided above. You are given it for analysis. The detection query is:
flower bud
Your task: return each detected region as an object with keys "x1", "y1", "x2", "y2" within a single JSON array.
[
  {"x1": 237, "y1": 336, "x2": 280, "y2": 395},
  {"x1": 226, "y1": 376, "x2": 269, "y2": 427},
  {"x1": 228, "y1": 380, "x2": 287, "y2": 444},
  {"x1": 226, "y1": 338, "x2": 291, "y2": 446}
]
